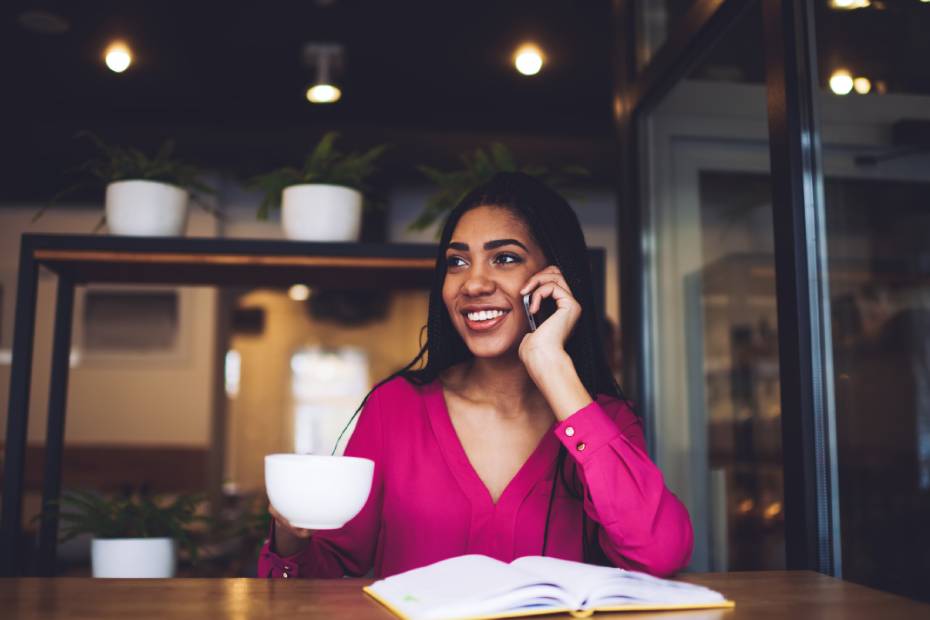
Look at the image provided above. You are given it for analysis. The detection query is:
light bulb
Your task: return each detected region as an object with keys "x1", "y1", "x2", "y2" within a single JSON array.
[
  {"x1": 306, "y1": 83, "x2": 341, "y2": 104},
  {"x1": 853, "y1": 77, "x2": 871, "y2": 94},
  {"x1": 514, "y1": 44, "x2": 543, "y2": 76},
  {"x1": 829, "y1": 69, "x2": 854, "y2": 95},
  {"x1": 829, "y1": 0, "x2": 870, "y2": 9},
  {"x1": 288, "y1": 284, "x2": 311, "y2": 301},
  {"x1": 104, "y1": 41, "x2": 132, "y2": 73}
]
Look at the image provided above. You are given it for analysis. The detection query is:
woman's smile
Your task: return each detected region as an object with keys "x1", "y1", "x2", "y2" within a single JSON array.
[{"x1": 462, "y1": 307, "x2": 512, "y2": 332}]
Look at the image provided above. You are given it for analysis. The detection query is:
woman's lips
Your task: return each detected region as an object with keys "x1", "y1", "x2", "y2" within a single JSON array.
[{"x1": 463, "y1": 311, "x2": 510, "y2": 332}]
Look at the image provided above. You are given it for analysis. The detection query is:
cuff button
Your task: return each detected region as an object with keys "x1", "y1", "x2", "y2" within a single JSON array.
[{"x1": 565, "y1": 426, "x2": 575, "y2": 437}]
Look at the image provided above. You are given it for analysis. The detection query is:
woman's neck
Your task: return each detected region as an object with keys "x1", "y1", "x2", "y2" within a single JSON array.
[{"x1": 443, "y1": 355, "x2": 548, "y2": 420}]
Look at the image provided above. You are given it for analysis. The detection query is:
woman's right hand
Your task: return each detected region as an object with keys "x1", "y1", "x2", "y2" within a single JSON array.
[{"x1": 268, "y1": 503, "x2": 315, "y2": 556}]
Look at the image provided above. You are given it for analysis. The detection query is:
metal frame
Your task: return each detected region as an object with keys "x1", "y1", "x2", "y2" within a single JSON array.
[
  {"x1": 613, "y1": 0, "x2": 841, "y2": 573},
  {"x1": 761, "y1": 0, "x2": 841, "y2": 576}
]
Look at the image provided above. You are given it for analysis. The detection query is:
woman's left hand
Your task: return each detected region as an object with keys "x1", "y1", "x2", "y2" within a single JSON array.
[{"x1": 517, "y1": 266, "x2": 581, "y2": 371}]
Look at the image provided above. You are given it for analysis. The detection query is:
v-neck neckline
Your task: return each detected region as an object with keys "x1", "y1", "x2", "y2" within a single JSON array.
[{"x1": 424, "y1": 378, "x2": 559, "y2": 512}]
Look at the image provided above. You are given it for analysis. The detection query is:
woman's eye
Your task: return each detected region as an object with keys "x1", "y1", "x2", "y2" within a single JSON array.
[
  {"x1": 446, "y1": 256, "x2": 466, "y2": 268},
  {"x1": 495, "y1": 253, "x2": 521, "y2": 265}
]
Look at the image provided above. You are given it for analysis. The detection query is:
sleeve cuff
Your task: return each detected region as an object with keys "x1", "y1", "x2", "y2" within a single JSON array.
[
  {"x1": 553, "y1": 400, "x2": 622, "y2": 464},
  {"x1": 260, "y1": 521, "x2": 306, "y2": 578}
]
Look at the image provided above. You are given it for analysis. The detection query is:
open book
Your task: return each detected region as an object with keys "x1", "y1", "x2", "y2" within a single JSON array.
[{"x1": 363, "y1": 555, "x2": 733, "y2": 620}]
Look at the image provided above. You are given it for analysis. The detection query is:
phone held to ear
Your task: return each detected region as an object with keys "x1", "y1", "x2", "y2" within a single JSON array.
[{"x1": 523, "y1": 292, "x2": 557, "y2": 332}]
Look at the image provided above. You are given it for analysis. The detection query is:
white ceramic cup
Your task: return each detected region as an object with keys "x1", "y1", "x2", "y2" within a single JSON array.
[{"x1": 264, "y1": 454, "x2": 374, "y2": 530}]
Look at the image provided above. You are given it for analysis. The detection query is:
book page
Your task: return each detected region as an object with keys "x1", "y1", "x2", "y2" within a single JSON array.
[
  {"x1": 366, "y1": 555, "x2": 574, "y2": 620},
  {"x1": 510, "y1": 556, "x2": 726, "y2": 608}
]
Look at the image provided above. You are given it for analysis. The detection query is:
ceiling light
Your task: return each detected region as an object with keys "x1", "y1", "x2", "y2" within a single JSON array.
[
  {"x1": 829, "y1": 69, "x2": 854, "y2": 95},
  {"x1": 104, "y1": 41, "x2": 132, "y2": 73},
  {"x1": 829, "y1": 0, "x2": 870, "y2": 9},
  {"x1": 514, "y1": 44, "x2": 544, "y2": 76},
  {"x1": 289, "y1": 284, "x2": 311, "y2": 301},
  {"x1": 306, "y1": 84, "x2": 341, "y2": 104},
  {"x1": 303, "y1": 43, "x2": 344, "y2": 104},
  {"x1": 853, "y1": 76, "x2": 871, "y2": 94}
]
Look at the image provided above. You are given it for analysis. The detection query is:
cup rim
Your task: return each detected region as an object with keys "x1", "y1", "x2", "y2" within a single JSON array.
[{"x1": 264, "y1": 453, "x2": 374, "y2": 467}]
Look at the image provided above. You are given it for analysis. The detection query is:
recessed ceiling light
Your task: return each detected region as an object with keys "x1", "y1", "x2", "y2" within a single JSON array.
[
  {"x1": 829, "y1": 69, "x2": 854, "y2": 95},
  {"x1": 853, "y1": 77, "x2": 871, "y2": 94},
  {"x1": 105, "y1": 41, "x2": 132, "y2": 73},
  {"x1": 18, "y1": 10, "x2": 70, "y2": 34},
  {"x1": 514, "y1": 44, "x2": 544, "y2": 76},
  {"x1": 829, "y1": 0, "x2": 871, "y2": 9},
  {"x1": 288, "y1": 284, "x2": 311, "y2": 301}
]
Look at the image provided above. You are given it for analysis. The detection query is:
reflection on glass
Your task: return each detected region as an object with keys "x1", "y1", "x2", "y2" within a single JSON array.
[
  {"x1": 815, "y1": 1, "x2": 930, "y2": 601},
  {"x1": 640, "y1": 4, "x2": 782, "y2": 571},
  {"x1": 636, "y1": 1, "x2": 697, "y2": 68}
]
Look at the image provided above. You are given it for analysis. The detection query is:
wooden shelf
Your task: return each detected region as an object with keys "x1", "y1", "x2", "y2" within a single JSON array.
[{"x1": 25, "y1": 234, "x2": 439, "y2": 288}]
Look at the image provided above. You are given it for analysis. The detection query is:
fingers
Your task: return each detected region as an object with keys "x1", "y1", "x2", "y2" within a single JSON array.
[
  {"x1": 520, "y1": 266, "x2": 572, "y2": 301},
  {"x1": 530, "y1": 281, "x2": 575, "y2": 314},
  {"x1": 268, "y1": 503, "x2": 313, "y2": 539},
  {"x1": 518, "y1": 267, "x2": 579, "y2": 315}
]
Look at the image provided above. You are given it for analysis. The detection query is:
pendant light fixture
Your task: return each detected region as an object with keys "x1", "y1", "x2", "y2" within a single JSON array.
[{"x1": 303, "y1": 43, "x2": 344, "y2": 104}]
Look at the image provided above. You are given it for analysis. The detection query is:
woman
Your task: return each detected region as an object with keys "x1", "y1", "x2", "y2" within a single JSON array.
[{"x1": 259, "y1": 172, "x2": 693, "y2": 579}]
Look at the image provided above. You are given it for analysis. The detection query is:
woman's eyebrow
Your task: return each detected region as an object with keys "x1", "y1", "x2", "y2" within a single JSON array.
[
  {"x1": 485, "y1": 239, "x2": 529, "y2": 251},
  {"x1": 447, "y1": 239, "x2": 529, "y2": 252}
]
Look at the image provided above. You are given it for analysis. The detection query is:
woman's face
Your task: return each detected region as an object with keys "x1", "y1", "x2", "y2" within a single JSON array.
[{"x1": 442, "y1": 205, "x2": 549, "y2": 359}]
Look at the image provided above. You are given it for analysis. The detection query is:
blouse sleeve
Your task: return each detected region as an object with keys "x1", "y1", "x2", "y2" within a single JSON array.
[
  {"x1": 553, "y1": 399, "x2": 693, "y2": 577},
  {"x1": 257, "y1": 387, "x2": 386, "y2": 579}
]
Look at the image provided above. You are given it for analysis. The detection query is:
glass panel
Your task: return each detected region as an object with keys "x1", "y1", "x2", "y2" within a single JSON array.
[
  {"x1": 636, "y1": 1, "x2": 698, "y2": 68},
  {"x1": 814, "y1": 0, "x2": 930, "y2": 601},
  {"x1": 639, "y1": 4, "x2": 781, "y2": 571}
]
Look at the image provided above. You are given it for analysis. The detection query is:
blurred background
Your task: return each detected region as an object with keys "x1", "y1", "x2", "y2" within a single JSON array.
[{"x1": 0, "y1": 0, "x2": 928, "y2": 601}]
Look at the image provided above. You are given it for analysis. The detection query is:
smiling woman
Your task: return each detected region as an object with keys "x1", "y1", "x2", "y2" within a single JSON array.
[{"x1": 259, "y1": 172, "x2": 694, "y2": 580}]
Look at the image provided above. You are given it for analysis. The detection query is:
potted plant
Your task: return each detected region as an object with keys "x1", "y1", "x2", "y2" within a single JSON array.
[
  {"x1": 249, "y1": 131, "x2": 387, "y2": 241},
  {"x1": 54, "y1": 489, "x2": 207, "y2": 578},
  {"x1": 35, "y1": 131, "x2": 216, "y2": 236},
  {"x1": 409, "y1": 142, "x2": 590, "y2": 235}
]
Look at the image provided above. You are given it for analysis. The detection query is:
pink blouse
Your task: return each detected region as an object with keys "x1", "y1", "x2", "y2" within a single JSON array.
[{"x1": 258, "y1": 376, "x2": 693, "y2": 579}]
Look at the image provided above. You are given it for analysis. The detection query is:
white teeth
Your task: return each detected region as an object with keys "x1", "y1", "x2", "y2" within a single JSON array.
[{"x1": 467, "y1": 309, "x2": 505, "y2": 322}]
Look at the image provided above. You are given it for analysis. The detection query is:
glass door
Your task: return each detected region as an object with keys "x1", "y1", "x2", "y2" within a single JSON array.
[{"x1": 638, "y1": 4, "x2": 784, "y2": 571}]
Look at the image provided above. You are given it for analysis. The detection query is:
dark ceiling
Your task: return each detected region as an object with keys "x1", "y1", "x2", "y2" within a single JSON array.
[{"x1": 2, "y1": 0, "x2": 618, "y2": 201}]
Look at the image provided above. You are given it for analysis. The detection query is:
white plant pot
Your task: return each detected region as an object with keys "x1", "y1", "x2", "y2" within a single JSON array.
[
  {"x1": 91, "y1": 537, "x2": 177, "y2": 578},
  {"x1": 281, "y1": 184, "x2": 363, "y2": 241},
  {"x1": 105, "y1": 179, "x2": 190, "y2": 237}
]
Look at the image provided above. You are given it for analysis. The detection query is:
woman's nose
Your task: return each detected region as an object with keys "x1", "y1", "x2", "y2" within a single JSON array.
[{"x1": 462, "y1": 269, "x2": 496, "y2": 296}]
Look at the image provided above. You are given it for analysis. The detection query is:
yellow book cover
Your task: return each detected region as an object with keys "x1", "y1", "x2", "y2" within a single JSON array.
[{"x1": 363, "y1": 555, "x2": 734, "y2": 620}]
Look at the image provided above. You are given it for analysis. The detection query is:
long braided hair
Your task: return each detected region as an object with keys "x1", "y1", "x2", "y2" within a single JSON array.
[{"x1": 334, "y1": 172, "x2": 630, "y2": 561}]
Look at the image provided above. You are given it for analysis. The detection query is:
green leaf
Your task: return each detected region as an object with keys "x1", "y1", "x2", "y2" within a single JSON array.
[
  {"x1": 251, "y1": 134, "x2": 387, "y2": 220},
  {"x1": 36, "y1": 132, "x2": 217, "y2": 227},
  {"x1": 411, "y1": 143, "x2": 592, "y2": 228}
]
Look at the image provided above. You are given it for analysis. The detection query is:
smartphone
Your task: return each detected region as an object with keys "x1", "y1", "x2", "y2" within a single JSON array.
[{"x1": 522, "y1": 292, "x2": 557, "y2": 331}]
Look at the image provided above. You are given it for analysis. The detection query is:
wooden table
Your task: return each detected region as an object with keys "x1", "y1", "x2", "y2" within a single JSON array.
[{"x1": 2, "y1": 571, "x2": 928, "y2": 619}]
